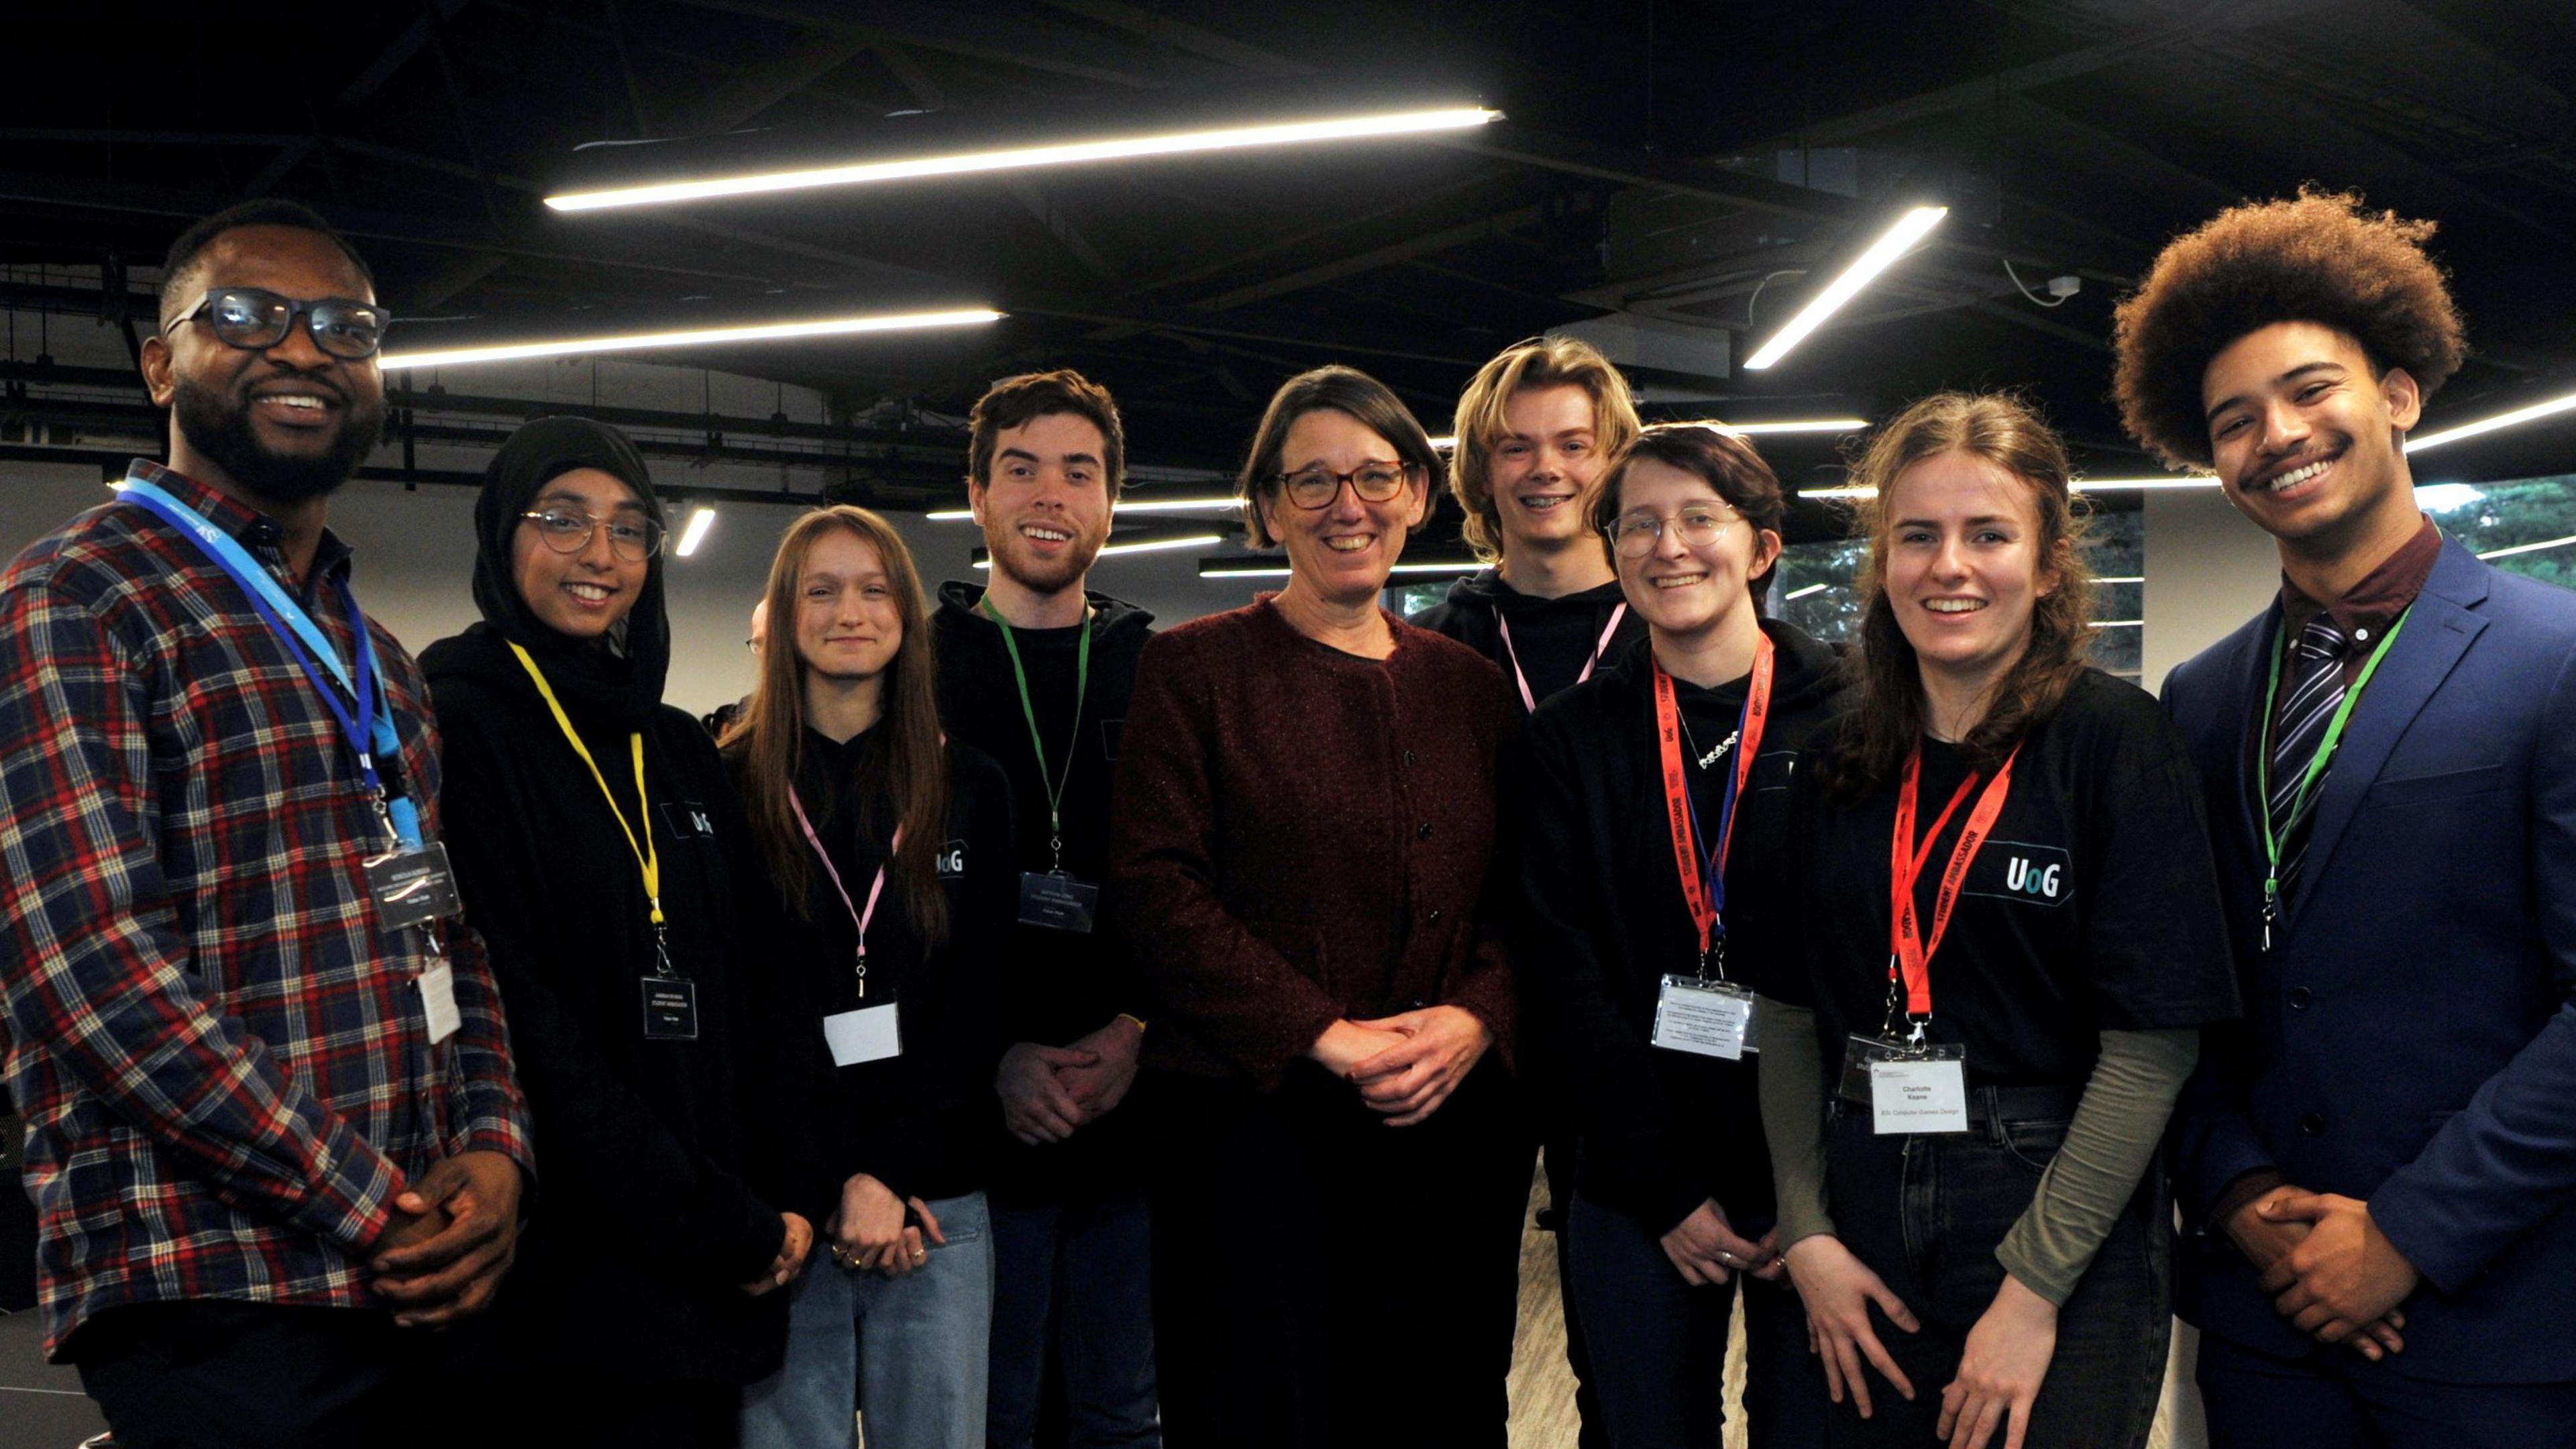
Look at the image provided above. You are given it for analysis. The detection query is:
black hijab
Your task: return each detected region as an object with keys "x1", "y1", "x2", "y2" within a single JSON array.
[{"x1": 467, "y1": 415, "x2": 671, "y2": 729}]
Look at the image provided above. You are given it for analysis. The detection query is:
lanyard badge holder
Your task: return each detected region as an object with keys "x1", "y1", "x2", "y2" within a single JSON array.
[
  {"x1": 2253, "y1": 609, "x2": 2410, "y2": 951},
  {"x1": 119, "y1": 477, "x2": 463, "y2": 1042},
  {"x1": 1648, "y1": 637, "x2": 1771, "y2": 1062},
  {"x1": 508, "y1": 643, "x2": 702, "y2": 1042},
  {"x1": 983, "y1": 600, "x2": 1101, "y2": 933},
  {"x1": 793, "y1": 792, "x2": 904, "y2": 1067},
  {"x1": 1497, "y1": 602, "x2": 1628, "y2": 714},
  {"x1": 1847, "y1": 740, "x2": 2021, "y2": 1135}
]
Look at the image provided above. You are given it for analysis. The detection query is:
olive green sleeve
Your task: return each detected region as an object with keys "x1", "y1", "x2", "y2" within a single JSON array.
[
  {"x1": 1996, "y1": 1026, "x2": 2199, "y2": 1306},
  {"x1": 1757, "y1": 997, "x2": 1837, "y2": 1249}
]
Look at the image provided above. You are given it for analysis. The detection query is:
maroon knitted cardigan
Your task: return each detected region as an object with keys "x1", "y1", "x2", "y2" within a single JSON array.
[{"x1": 1108, "y1": 596, "x2": 1520, "y2": 1087}]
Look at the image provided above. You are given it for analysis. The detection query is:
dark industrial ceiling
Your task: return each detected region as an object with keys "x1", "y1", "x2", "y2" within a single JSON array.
[{"x1": 4, "y1": 0, "x2": 2573, "y2": 530}]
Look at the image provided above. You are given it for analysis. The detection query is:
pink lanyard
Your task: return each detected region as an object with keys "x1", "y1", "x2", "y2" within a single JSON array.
[
  {"x1": 789, "y1": 789, "x2": 896, "y2": 1000},
  {"x1": 1496, "y1": 602, "x2": 1628, "y2": 713}
]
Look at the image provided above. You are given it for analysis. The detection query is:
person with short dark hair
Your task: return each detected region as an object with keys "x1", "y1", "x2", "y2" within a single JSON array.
[
  {"x1": 1114, "y1": 366, "x2": 1528, "y2": 1448},
  {"x1": 1758, "y1": 393, "x2": 2237, "y2": 1449},
  {"x1": 0, "y1": 201, "x2": 533, "y2": 1448},
  {"x1": 2120, "y1": 191, "x2": 2576, "y2": 1446},
  {"x1": 936, "y1": 369, "x2": 1162, "y2": 1448},
  {"x1": 420, "y1": 417, "x2": 816, "y2": 1448},
  {"x1": 1517, "y1": 423, "x2": 1835, "y2": 1449}
]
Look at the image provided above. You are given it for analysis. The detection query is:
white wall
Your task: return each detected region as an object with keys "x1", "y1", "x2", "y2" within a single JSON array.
[{"x1": 2141, "y1": 488, "x2": 2281, "y2": 692}]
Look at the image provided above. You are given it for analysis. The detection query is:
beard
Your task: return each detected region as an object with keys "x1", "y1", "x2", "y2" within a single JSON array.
[
  {"x1": 989, "y1": 519, "x2": 1108, "y2": 594},
  {"x1": 171, "y1": 373, "x2": 385, "y2": 504}
]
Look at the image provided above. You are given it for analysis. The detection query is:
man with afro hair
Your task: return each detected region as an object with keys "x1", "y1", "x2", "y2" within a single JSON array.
[{"x1": 2123, "y1": 190, "x2": 2576, "y2": 1446}]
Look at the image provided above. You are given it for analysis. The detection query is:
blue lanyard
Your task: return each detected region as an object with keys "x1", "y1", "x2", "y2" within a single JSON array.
[
  {"x1": 118, "y1": 474, "x2": 423, "y2": 851},
  {"x1": 1680, "y1": 688, "x2": 1756, "y2": 934}
]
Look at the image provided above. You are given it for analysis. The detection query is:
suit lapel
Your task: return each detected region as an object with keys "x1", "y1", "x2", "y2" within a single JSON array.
[
  {"x1": 2288, "y1": 541, "x2": 2491, "y2": 926},
  {"x1": 2227, "y1": 600, "x2": 2284, "y2": 872}
]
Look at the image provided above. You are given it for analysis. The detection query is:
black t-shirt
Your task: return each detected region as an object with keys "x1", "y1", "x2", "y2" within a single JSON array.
[{"x1": 1778, "y1": 669, "x2": 2239, "y2": 1087}]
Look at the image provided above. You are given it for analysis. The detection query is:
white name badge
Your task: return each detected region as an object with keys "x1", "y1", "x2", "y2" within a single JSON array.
[
  {"x1": 1651, "y1": 975, "x2": 1758, "y2": 1060},
  {"x1": 823, "y1": 1002, "x2": 903, "y2": 1067},
  {"x1": 417, "y1": 961, "x2": 461, "y2": 1046},
  {"x1": 1870, "y1": 1051, "x2": 1969, "y2": 1135}
]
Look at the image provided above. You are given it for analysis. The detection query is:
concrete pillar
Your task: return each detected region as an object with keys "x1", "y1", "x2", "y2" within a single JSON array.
[{"x1": 2142, "y1": 488, "x2": 2281, "y2": 694}]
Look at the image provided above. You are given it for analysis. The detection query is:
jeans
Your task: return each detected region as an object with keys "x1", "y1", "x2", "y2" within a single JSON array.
[
  {"x1": 1566, "y1": 1191, "x2": 1827, "y2": 1449},
  {"x1": 987, "y1": 1187, "x2": 1161, "y2": 1448},
  {"x1": 1820, "y1": 1089, "x2": 2169, "y2": 1449},
  {"x1": 741, "y1": 1190, "x2": 996, "y2": 1449},
  {"x1": 2197, "y1": 1328, "x2": 2576, "y2": 1449}
]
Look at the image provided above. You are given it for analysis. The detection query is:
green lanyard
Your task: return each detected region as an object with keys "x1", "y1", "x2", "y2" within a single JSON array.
[
  {"x1": 2255, "y1": 605, "x2": 2410, "y2": 947},
  {"x1": 980, "y1": 597, "x2": 1091, "y2": 873}
]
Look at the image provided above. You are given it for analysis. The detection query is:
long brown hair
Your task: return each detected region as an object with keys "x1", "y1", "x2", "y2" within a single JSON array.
[
  {"x1": 722, "y1": 505, "x2": 951, "y2": 943},
  {"x1": 1821, "y1": 392, "x2": 2094, "y2": 802}
]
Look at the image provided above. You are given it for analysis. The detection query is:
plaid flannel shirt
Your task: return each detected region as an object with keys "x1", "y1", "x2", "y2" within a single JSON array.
[{"x1": 0, "y1": 460, "x2": 532, "y2": 1356}]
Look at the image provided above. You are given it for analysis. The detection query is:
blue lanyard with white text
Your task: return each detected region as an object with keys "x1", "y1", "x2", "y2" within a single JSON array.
[{"x1": 118, "y1": 474, "x2": 424, "y2": 851}]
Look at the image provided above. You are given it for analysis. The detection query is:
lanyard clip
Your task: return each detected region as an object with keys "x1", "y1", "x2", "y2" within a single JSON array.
[
  {"x1": 1904, "y1": 1016, "x2": 1929, "y2": 1049},
  {"x1": 652, "y1": 923, "x2": 676, "y2": 978},
  {"x1": 854, "y1": 945, "x2": 869, "y2": 1001}
]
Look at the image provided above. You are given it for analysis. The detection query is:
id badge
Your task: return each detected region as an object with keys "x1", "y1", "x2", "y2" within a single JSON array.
[
  {"x1": 1841, "y1": 1034, "x2": 1969, "y2": 1134},
  {"x1": 823, "y1": 1002, "x2": 903, "y2": 1066},
  {"x1": 417, "y1": 961, "x2": 462, "y2": 1045},
  {"x1": 1651, "y1": 976, "x2": 1758, "y2": 1060},
  {"x1": 365, "y1": 841, "x2": 463, "y2": 930},
  {"x1": 641, "y1": 977, "x2": 700, "y2": 1040},
  {"x1": 1017, "y1": 872, "x2": 1099, "y2": 933}
]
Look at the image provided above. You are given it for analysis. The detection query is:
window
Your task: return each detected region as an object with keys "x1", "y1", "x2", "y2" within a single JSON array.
[{"x1": 2418, "y1": 476, "x2": 2576, "y2": 588}]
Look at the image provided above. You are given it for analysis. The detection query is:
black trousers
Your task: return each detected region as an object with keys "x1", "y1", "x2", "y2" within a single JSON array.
[
  {"x1": 1821, "y1": 1089, "x2": 2171, "y2": 1449},
  {"x1": 1146, "y1": 1059, "x2": 1533, "y2": 1449},
  {"x1": 72, "y1": 1301, "x2": 455, "y2": 1449}
]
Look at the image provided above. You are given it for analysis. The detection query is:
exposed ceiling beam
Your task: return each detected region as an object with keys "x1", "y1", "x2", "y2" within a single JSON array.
[
  {"x1": 1439, "y1": 123, "x2": 1861, "y2": 223},
  {"x1": 1034, "y1": 1, "x2": 1315, "y2": 76},
  {"x1": 671, "y1": 0, "x2": 1194, "y2": 89},
  {"x1": 659, "y1": 29, "x2": 875, "y2": 137},
  {"x1": 1188, "y1": 202, "x2": 1548, "y2": 312},
  {"x1": 246, "y1": 0, "x2": 476, "y2": 196}
]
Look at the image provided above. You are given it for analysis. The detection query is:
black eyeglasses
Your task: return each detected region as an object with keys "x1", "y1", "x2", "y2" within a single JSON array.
[
  {"x1": 520, "y1": 508, "x2": 665, "y2": 561},
  {"x1": 165, "y1": 287, "x2": 392, "y2": 361},
  {"x1": 1275, "y1": 460, "x2": 1414, "y2": 511}
]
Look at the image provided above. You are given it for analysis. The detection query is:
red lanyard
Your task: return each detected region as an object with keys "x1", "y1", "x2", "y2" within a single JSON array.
[
  {"x1": 1498, "y1": 602, "x2": 1627, "y2": 713},
  {"x1": 790, "y1": 789, "x2": 896, "y2": 998},
  {"x1": 1654, "y1": 632, "x2": 1774, "y2": 966},
  {"x1": 1887, "y1": 739, "x2": 2020, "y2": 1019}
]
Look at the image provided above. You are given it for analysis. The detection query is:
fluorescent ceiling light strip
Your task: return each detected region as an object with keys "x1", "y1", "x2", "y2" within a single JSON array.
[
  {"x1": 2074, "y1": 476, "x2": 2221, "y2": 491},
  {"x1": 547, "y1": 107, "x2": 1503, "y2": 212},
  {"x1": 380, "y1": 308, "x2": 1002, "y2": 370},
  {"x1": 674, "y1": 506, "x2": 716, "y2": 557},
  {"x1": 2407, "y1": 390, "x2": 2576, "y2": 453},
  {"x1": 1743, "y1": 206, "x2": 1948, "y2": 371},
  {"x1": 2094, "y1": 619, "x2": 2145, "y2": 628},
  {"x1": 2098, "y1": 576, "x2": 2145, "y2": 584},
  {"x1": 2478, "y1": 532, "x2": 2576, "y2": 561},
  {"x1": 1691, "y1": 417, "x2": 1872, "y2": 435},
  {"x1": 973, "y1": 533, "x2": 1224, "y2": 568},
  {"x1": 1783, "y1": 582, "x2": 1831, "y2": 600},
  {"x1": 1803, "y1": 484, "x2": 1870, "y2": 498}
]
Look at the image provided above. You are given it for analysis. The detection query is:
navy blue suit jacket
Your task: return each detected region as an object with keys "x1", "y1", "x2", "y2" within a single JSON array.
[{"x1": 2159, "y1": 537, "x2": 2576, "y2": 1383}]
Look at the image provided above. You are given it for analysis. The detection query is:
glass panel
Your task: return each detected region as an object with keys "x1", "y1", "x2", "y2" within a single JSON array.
[{"x1": 2420, "y1": 476, "x2": 2576, "y2": 589}]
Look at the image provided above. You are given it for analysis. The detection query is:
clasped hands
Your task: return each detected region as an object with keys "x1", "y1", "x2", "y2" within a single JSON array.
[
  {"x1": 369, "y1": 1149, "x2": 526, "y2": 1330},
  {"x1": 997, "y1": 1014, "x2": 1144, "y2": 1146},
  {"x1": 1310, "y1": 1006, "x2": 1490, "y2": 1127},
  {"x1": 2229, "y1": 1184, "x2": 2417, "y2": 1360},
  {"x1": 1660, "y1": 1198, "x2": 1782, "y2": 1287},
  {"x1": 826, "y1": 1173, "x2": 946, "y2": 1279}
]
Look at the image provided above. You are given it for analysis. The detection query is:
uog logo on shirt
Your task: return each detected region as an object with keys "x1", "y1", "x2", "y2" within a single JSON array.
[
  {"x1": 1965, "y1": 841, "x2": 2074, "y2": 908},
  {"x1": 936, "y1": 840, "x2": 967, "y2": 878}
]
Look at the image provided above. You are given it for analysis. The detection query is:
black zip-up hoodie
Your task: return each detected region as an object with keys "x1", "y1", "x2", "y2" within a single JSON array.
[
  {"x1": 932, "y1": 581, "x2": 1154, "y2": 1201},
  {"x1": 1517, "y1": 617, "x2": 1851, "y2": 1236},
  {"x1": 1407, "y1": 568, "x2": 1648, "y2": 716}
]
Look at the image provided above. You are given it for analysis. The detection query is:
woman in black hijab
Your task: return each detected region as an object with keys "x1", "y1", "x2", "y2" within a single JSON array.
[{"x1": 423, "y1": 416, "x2": 816, "y2": 1448}]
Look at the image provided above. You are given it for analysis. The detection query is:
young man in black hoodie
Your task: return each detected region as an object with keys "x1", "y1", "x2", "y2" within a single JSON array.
[
  {"x1": 935, "y1": 370, "x2": 1161, "y2": 1448},
  {"x1": 1410, "y1": 334, "x2": 1650, "y2": 1449}
]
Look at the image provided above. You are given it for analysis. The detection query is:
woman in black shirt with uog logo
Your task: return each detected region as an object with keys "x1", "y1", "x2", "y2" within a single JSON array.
[{"x1": 1758, "y1": 392, "x2": 2237, "y2": 1449}]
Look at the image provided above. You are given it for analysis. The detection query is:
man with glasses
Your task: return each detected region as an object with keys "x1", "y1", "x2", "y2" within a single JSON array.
[{"x1": 0, "y1": 200, "x2": 533, "y2": 1447}]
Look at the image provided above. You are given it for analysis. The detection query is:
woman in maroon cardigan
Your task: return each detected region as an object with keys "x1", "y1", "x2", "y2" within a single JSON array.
[{"x1": 1110, "y1": 366, "x2": 1533, "y2": 1449}]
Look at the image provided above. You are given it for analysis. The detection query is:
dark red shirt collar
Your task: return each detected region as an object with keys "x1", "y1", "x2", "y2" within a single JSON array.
[{"x1": 2279, "y1": 515, "x2": 2441, "y2": 649}]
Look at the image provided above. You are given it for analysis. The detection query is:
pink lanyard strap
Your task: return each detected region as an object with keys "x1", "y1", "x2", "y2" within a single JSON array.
[
  {"x1": 789, "y1": 788, "x2": 896, "y2": 999},
  {"x1": 1497, "y1": 602, "x2": 1628, "y2": 713}
]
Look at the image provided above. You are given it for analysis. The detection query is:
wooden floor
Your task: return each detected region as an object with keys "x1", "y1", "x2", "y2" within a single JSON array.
[{"x1": 1501, "y1": 1163, "x2": 2206, "y2": 1449}]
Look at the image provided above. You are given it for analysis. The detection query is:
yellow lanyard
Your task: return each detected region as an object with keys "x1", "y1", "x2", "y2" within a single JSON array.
[{"x1": 509, "y1": 643, "x2": 665, "y2": 936}]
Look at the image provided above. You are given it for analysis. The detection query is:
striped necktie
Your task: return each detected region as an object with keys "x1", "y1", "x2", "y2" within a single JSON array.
[{"x1": 2267, "y1": 613, "x2": 2349, "y2": 904}]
